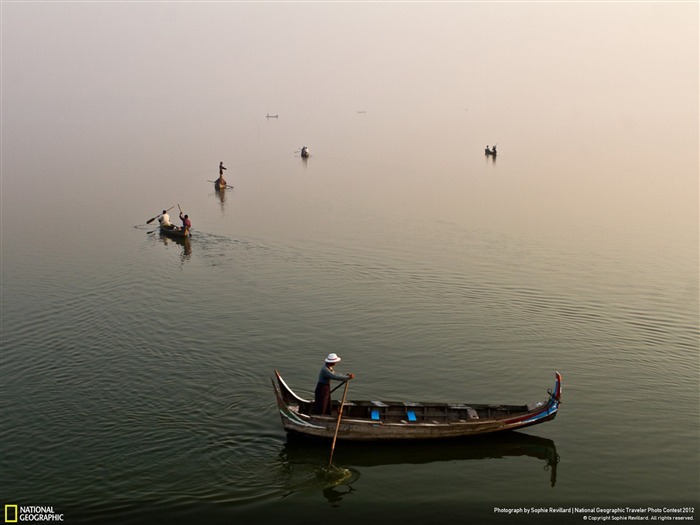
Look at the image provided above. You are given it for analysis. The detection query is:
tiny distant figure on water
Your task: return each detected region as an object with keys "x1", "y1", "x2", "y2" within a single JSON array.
[
  {"x1": 301, "y1": 146, "x2": 309, "y2": 158},
  {"x1": 313, "y1": 353, "x2": 354, "y2": 415},
  {"x1": 218, "y1": 161, "x2": 227, "y2": 186},
  {"x1": 158, "y1": 210, "x2": 172, "y2": 228},
  {"x1": 179, "y1": 212, "x2": 191, "y2": 234},
  {"x1": 485, "y1": 144, "x2": 497, "y2": 157}
]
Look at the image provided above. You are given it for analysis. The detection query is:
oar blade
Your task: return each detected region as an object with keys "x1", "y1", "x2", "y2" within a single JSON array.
[{"x1": 317, "y1": 465, "x2": 352, "y2": 485}]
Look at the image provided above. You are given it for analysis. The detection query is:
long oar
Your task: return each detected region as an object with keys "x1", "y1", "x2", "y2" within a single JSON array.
[
  {"x1": 146, "y1": 205, "x2": 174, "y2": 225},
  {"x1": 329, "y1": 382, "x2": 346, "y2": 395},
  {"x1": 328, "y1": 381, "x2": 350, "y2": 468}
]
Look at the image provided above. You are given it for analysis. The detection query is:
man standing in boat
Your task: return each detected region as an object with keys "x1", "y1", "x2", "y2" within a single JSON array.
[
  {"x1": 179, "y1": 211, "x2": 191, "y2": 235},
  {"x1": 218, "y1": 161, "x2": 227, "y2": 186},
  {"x1": 314, "y1": 353, "x2": 354, "y2": 415}
]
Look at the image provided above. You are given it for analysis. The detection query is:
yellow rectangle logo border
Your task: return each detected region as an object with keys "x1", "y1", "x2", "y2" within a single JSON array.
[{"x1": 5, "y1": 504, "x2": 18, "y2": 523}]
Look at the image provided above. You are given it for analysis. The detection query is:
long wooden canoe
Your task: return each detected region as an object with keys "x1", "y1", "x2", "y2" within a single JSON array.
[
  {"x1": 159, "y1": 225, "x2": 191, "y2": 238},
  {"x1": 272, "y1": 370, "x2": 561, "y2": 441}
]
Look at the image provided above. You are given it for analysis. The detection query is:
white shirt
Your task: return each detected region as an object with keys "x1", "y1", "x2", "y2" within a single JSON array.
[{"x1": 159, "y1": 213, "x2": 171, "y2": 227}]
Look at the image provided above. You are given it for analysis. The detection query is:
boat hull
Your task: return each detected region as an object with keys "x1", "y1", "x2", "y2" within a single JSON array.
[
  {"x1": 159, "y1": 225, "x2": 191, "y2": 238},
  {"x1": 272, "y1": 370, "x2": 561, "y2": 441}
]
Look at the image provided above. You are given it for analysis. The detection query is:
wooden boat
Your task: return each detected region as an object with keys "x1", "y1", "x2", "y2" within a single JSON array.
[
  {"x1": 159, "y1": 224, "x2": 191, "y2": 238},
  {"x1": 300, "y1": 147, "x2": 309, "y2": 158},
  {"x1": 214, "y1": 179, "x2": 226, "y2": 191},
  {"x1": 272, "y1": 370, "x2": 561, "y2": 441},
  {"x1": 485, "y1": 147, "x2": 497, "y2": 157}
]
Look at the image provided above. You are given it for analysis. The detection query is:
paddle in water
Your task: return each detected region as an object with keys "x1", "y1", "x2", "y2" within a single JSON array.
[{"x1": 319, "y1": 380, "x2": 353, "y2": 481}]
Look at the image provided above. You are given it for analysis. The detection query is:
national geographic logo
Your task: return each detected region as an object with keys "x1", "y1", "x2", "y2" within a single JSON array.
[{"x1": 4, "y1": 505, "x2": 64, "y2": 522}]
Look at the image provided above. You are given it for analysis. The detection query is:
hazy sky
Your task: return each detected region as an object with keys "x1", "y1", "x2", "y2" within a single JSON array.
[{"x1": 3, "y1": 2, "x2": 697, "y2": 121}]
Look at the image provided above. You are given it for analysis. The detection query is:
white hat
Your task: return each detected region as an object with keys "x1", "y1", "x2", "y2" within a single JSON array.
[{"x1": 325, "y1": 353, "x2": 341, "y2": 364}]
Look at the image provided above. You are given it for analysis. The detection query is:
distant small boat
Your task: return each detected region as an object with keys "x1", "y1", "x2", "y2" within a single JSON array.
[
  {"x1": 272, "y1": 370, "x2": 562, "y2": 441},
  {"x1": 160, "y1": 225, "x2": 191, "y2": 238},
  {"x1": 266, "y1": 113, "x2": 279, "y2": 119},
  {"x1": 300, "y1": 146, "x2": 309, "y2": 158},
  {"x1": 214, "y1": 179, "x2": 226, "y2": 191},
  {"x1": 485, "y1": 147, "x2": 497, "y2": 157}
]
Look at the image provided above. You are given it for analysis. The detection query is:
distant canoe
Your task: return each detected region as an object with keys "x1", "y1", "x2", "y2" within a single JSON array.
[
  {"x1": 485, "y1": 148, "x2": 497, "y2": 157},
  {"x1": 160, "y1": 225, "x2": 191, "y2": 238},
  {"x1": 300, "y1": 147, "x2": 309, "y2": 158},
  {"x1": 272, "y1": 370, "x2": 562, "y2": 441},
  {"x1": 214, "y1": 179, "x2": 226, "y2": 191}
]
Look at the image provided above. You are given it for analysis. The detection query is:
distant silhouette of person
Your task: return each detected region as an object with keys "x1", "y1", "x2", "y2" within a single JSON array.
[{"x1": 217, "y1": 162, "x2": 228, "y2": 186}]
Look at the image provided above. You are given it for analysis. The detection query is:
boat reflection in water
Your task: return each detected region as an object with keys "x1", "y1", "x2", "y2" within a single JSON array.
[
  {"x1": 158, "y1": 231, "x2": 192, "y2": 260},
  {"x1": 279, "y1": 431, "x2": 560, "y2": 505}
]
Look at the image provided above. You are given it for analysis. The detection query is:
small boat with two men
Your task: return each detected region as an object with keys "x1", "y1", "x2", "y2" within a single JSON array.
[
  {"x1": 272, "y1": 370, "x2": 562, "y2": 441},
  {"x1": 159, "y1": 224, "x2": 191, "y2": 239}
]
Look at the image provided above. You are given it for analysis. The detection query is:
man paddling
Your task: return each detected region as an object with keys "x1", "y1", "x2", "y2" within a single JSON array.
[
  {"x1": 179, "y1": 211, "x2": 191, "y2": 235},
  {"x1": 314, "y1": 353, "x2": 354, "y2": 415},
  {"x1": 158, "y1": 209, "x2": 172, "y2": 228}
]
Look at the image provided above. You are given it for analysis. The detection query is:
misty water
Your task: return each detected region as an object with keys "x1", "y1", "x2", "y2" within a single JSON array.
[{"x1": 1, "y1": 3, "x2": 698, "y2": 524}]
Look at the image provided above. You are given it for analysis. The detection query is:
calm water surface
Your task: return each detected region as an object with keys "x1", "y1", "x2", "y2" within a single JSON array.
[{"x1": 1, "y1": 3, "x2": 698, "y2": 524}]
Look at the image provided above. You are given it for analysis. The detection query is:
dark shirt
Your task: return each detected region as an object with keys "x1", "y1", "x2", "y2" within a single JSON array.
[{"x1": 317, "y1": 365, "x2": 351, "y2": 385}]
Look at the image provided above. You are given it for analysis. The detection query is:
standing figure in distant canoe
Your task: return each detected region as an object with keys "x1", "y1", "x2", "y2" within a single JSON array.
[
  {"x1": 314, "y1": 353, "x2": 354, "y2": 415},
  {"x1": 218, "y1": 161, "x2": 227, "y2": 186},
  {"x1": 158, "y1": 209, "x2": 172, "y2": 228},
  {"x1": 179, "y1": 211, "x2": 191, "y2": 235}
]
